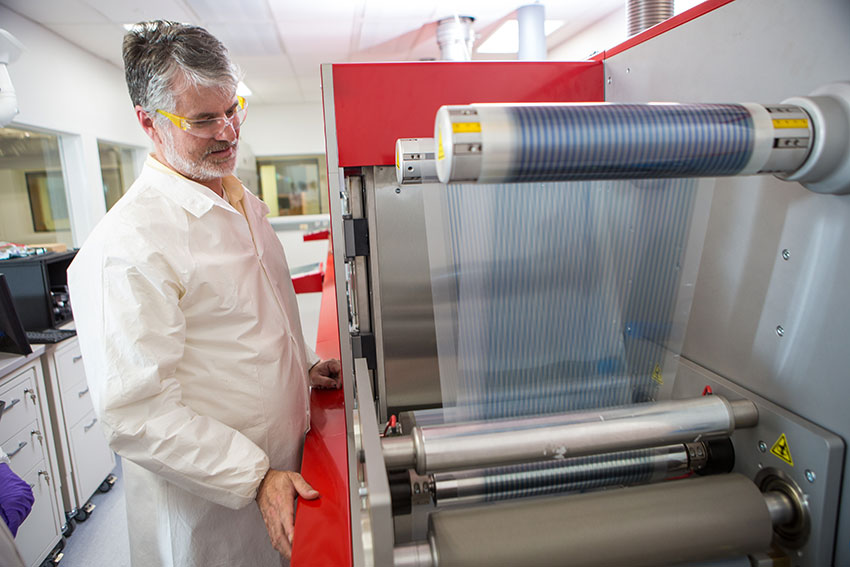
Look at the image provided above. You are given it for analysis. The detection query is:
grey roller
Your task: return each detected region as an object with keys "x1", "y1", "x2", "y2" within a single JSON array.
[{"x1": 428, "y1": 474, "x2": 774, "y2": 567}]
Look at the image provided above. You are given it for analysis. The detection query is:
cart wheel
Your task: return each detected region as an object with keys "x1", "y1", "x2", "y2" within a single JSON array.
[
  {"x1": 74, "y1": 508, "x2": 88, "y2": 522},
  {"x1": 62, "y1": 518, "x2": 75, "y2": 538},
  {"x1": 98, "y1": 479, "x2": 113, "y2": 493}
]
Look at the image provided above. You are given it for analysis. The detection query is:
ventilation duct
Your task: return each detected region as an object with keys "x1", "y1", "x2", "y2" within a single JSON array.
[
  {"x1": 436, "y1": 16, "x2": 475, "y2": 61},
  {"x1": 518, "y1": 4, "x2": 546, "y2": 60},
  {"x1": 627, "y1": 0, "x2": 674, "y2": 37}
]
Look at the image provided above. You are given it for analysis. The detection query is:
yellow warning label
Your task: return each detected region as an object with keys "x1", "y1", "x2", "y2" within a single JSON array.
[
  {"x1": 651, "y1": 364, "x2": 663, "y2": 385},
  {"x1": 452, "y1": 121, "x2": 481, "y2": 134},
  {"x1": 770, "y1": 433, "x2": 794, "y2": 466},
  {"x1": 395, "y1": 146, "x2": 400, "y2": 170},
  {"x1": 437, "y1": 129, "x2": 445, "y2": 161},
  {"x1": 772, "y1": 118, "x2": 809, "y2": 129}
]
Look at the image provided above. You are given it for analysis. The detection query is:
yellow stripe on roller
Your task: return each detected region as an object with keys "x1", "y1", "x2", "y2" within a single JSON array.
[
  {"x1": 452, "y1": 122, "x2": 482, "y2": 133},
  {"x1": 772, "y1": 118, "x2": 809, "y2": 129}
]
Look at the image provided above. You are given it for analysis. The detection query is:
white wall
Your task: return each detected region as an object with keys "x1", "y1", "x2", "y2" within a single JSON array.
[{"x1": 241, "y1": 103, "x2": 326, "y2": 157}]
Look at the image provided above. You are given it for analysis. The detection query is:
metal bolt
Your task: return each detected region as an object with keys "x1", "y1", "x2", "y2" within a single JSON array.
[
  {"x1": 805, "y1": 469, "x2": 816, "y2": 483},
  {"x1": 781, "y1": 249, "x2": 790, "y2": 261},
  {"x1": 358, "y1": 486, "x2": 369, "y2": 498},
  {"x1": 607, "y1": 76, "x2": 613, "y2": 85},
  {"x1": 626, "y1": 67, "x2": 631, "y2": 74},
  {"x1": 758, "y1": 441, "x2": 767, "y2": 453},
  {"x1": 395, "y1": 187, "x2": 401, "y2": 194},
  {"x1": 776, "y1": 325, "x2": 785, "y2": 337}
]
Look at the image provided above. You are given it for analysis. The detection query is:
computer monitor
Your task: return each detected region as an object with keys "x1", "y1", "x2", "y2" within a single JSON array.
[{"x1": 0, "y1": 273, "x2": 32, "y2": 355}]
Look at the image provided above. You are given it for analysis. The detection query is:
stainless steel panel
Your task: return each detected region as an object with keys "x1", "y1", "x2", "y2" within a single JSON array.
[
  {"x1": 604, "y1": 1, "x2": 850, "y2": 562},
  {"x1": 674, "y1": 359, "x2": 844, "y2": 566},
  {"x1": 369, "y1": 167, "x2": 441, "y2": 416}
]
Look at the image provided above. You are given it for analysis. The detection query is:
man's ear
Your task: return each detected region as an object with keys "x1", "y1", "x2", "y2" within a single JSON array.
[{"x1": 135, "y1": 105, "x2": 161, "y2": 144}]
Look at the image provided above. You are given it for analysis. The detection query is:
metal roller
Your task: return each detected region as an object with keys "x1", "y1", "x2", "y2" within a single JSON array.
[
  {"x1": 434, "y1": 101, "x2": 813, "y2": 184},
  {"x1": 395, "y1": 474, "x2": 797, "y2": 567},
  {"x1": 382, "y1": 395, "x2": 757, "y2": 474}
]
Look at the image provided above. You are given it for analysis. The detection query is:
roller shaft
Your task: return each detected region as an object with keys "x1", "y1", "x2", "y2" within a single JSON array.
[
  {"x1": 382, "y1": 396, "x2": 756, "y2": 475},
  {"x1": 398, "y1": 474, "x2": 786, "y2": 567}
]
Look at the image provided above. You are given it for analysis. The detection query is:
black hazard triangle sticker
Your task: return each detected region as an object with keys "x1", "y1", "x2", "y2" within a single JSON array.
[{"x1": 770, "y1": 433, "x2": 794, "y2": 466}]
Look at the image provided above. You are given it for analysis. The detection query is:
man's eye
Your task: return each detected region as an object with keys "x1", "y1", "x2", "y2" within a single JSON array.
[{"x1": 192, "y1": 119, "x2": 219, "y2": 129}]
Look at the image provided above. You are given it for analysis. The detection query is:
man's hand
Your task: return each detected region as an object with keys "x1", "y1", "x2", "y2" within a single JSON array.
[
  {"x1": 256, "y1": 469, "x2": 319, "y2": 559},
  {"x1": 309, "y1": 358, "x2": 342, "y2": 389}
]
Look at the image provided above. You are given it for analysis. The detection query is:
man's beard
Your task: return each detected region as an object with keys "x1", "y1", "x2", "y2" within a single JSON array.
[{"x1": 160, "y1": 128, "x2": 237, "y2": 182}]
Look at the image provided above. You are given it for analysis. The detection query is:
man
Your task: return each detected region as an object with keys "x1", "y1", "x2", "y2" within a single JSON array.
[{"x1": 68, "y1": 20, "x2": 340, "y2": 567}]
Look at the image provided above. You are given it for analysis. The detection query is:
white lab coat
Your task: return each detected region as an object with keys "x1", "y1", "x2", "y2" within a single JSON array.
[{"x1": 68, "y1": 156, "x2": 318, "y2": 567}]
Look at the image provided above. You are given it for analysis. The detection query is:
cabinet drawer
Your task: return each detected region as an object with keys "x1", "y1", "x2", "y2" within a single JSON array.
[
  {"x1": 54, "y1": 341, "x2": 87, "y2": 393},
  {"x1": 62, "y1": 379, "x2": 95, "y2": 430},
  {"x1": 16, "y1": 462, "x2": 61, "y2": 567},
  {"x1": 1, "y1": 420, "x2": 47, "y2": 480},
  {"x1": 69, "y1": 411, "x2": 115, "y2": 502},
  {"x1": 0, "y1": 368, "x2": 40, "y2": 444}
]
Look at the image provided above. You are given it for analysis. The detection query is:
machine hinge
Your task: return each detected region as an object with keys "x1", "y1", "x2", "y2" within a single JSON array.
[
  {"x1": 344, "y1": 217, "x2": 369, "y2": 258},
  {"x1": 351, "y1": 332, "x2": 377, "y2": 371}
]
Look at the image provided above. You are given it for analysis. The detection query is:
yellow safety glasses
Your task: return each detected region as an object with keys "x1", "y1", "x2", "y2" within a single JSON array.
[{"x1": 157, "y1": 95, "x2": 247, "y2": 138}]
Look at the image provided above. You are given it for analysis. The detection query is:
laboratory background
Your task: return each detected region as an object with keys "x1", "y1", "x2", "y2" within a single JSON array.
[{"x1": 1, "y1": 0, "x2": 849, "y2": 566}]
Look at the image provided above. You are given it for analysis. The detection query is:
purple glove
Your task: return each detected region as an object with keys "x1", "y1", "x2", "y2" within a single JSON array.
[{"x1": 0, "y1": 463, "x2": 34, "y2": 537}]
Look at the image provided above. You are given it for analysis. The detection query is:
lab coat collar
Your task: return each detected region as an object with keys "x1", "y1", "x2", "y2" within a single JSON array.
[{"x1": 144, "y1": 154, "x2": 250, "y2": 218}]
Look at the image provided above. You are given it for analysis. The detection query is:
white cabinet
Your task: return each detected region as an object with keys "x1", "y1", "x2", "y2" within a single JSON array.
[
  {"x1": 41, "y1": 337, "x2": 116, "y2": 521},
  {"x1": 0, "y1": 350, "x2": 64, "y2": 567}
]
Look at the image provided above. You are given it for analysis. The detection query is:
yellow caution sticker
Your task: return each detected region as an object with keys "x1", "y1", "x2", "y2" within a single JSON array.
[
  {"x1": 772, "y1": 118, "x2": 809, "y2": 129},
  {"x1": 396, "y1": 146, "x2": 400, "y2": 170},
  {"x1": 651, "y1": 364, "x2": 663, "y2": 385},
  {"x1": 437, "y1": 129, "x2": 445, "y2": 161},
  {"x1": 452, "y1": 121, "x2": 481, "y2": 134},
  {"x1": 770, "y1": 433, "x2": 794, "y2": 466}
]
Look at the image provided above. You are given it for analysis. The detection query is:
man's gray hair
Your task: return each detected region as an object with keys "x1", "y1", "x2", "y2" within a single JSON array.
[{"x1": 123, "y1": 20, "x2": 240, "y2": 119}]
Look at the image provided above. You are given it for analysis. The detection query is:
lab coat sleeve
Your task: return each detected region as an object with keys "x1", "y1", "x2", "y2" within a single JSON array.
[
  {"x1": 70, "y1": 246, "x2": 269, "y2": 511},
  {"x1": 304, "y1": 343, "x2": 321, "y2": 368}
]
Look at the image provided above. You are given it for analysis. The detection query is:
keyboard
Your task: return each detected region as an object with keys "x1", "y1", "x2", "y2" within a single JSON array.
[{"x1": 26, "y1": 329, "x2": 77, "y2": 344}]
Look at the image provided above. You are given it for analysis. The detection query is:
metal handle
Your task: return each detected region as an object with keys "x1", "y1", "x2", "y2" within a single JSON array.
[
  {"x1": 84, "y1": 417, "x2": 98, "y2": 432},
  {"x1": 72, "y1": 355, "x2": 83, "y2": 363},
  {"x1": 31, "y1": 429, "x2": 43, "y2": 443},
  {"x1": 7, "y1": 441, "x2": 27, "y2": 458},
  {"x1": 5, "y1": 398, "x2": 21, "y2": 410},
  {"x1": 78, "y1": 387, "x2": 90, "y2": 398},
  {"x1": 23, "y1": 388, "x2": 36, "y2": 403}
]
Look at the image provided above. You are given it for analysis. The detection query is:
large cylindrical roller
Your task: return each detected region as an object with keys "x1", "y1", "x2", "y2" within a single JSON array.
[{"x1": 423, "y1": 474, "x2": 781, "y2": 567}]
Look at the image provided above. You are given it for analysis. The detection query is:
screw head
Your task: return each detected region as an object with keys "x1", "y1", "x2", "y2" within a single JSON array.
[
  {"x1": 781, "y1": 249, "x2": 791, "y2": 261},
  {"x1": 776, "y1": 325, "x2": 785, "y2": 337},
  {"x1": 758, "y1": 441, "x2": 767, "y2": 453},
  {"x1": 805, "y1": 469, "x2": 816, "y2": 483},
  {"x1": 395, "y1": 187, "x2": 401, "y2": 194}
]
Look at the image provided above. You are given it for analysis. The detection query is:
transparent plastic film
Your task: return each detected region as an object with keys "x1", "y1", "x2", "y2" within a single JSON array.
[{"x1": 423, "y1": 178, "x2": 713, "y2": 422}]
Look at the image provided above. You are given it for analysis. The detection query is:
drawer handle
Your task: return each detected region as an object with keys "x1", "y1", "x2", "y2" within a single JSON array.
[
  {"x1": 78, "y1": 387, "x2": 90, "y2": 398},
  {"x1": 84, "y1": 418, "x2": 98, "y2": 432},
  {"x1": 7, "y1": 441, "x2": 27, "y2": 458},
  {"x1": 73, "y1": 355, "x2": 83, "y2": 363},
  {"x1": 4, "y1": 398, "x2": 21, "y2": 411}
]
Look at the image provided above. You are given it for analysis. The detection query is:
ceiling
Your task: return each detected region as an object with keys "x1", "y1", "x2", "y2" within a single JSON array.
[{"x1": 0, "y1": 0, "x2": 654, "y2": 105}]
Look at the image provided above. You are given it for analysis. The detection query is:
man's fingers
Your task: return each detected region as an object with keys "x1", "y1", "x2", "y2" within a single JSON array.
[
  {"x1": 328, "y1": 358, "x2": 341, "y2": 375},
  {"x1": 291, "y1": 473, "x2": 320, "y2": 499},
  {"x1": 313, "y1": 375, "x2": 339, "y2": 389}
]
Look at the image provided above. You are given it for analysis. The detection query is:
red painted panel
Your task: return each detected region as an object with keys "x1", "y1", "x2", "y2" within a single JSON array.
[
  {"x1": 330, "y1": 61, "x2": 604, "y2": 167},
  {"x1": 292, "y1": 249, "x2": 350, "y2": 567},
  {"x1": 292, "y1": 269, "x2": 323, "y2": 294},
  {"x1": 303, "y1": 228, "x2": 330, "y2": 241},
  {"x1": 596, "y1": 0, "x2": 736, "y2": 61}
]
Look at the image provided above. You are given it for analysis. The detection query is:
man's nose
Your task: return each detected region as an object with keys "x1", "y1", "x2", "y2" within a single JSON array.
[{"x1": 216, "y1": 117, "x2": 239, "y2": 142}]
